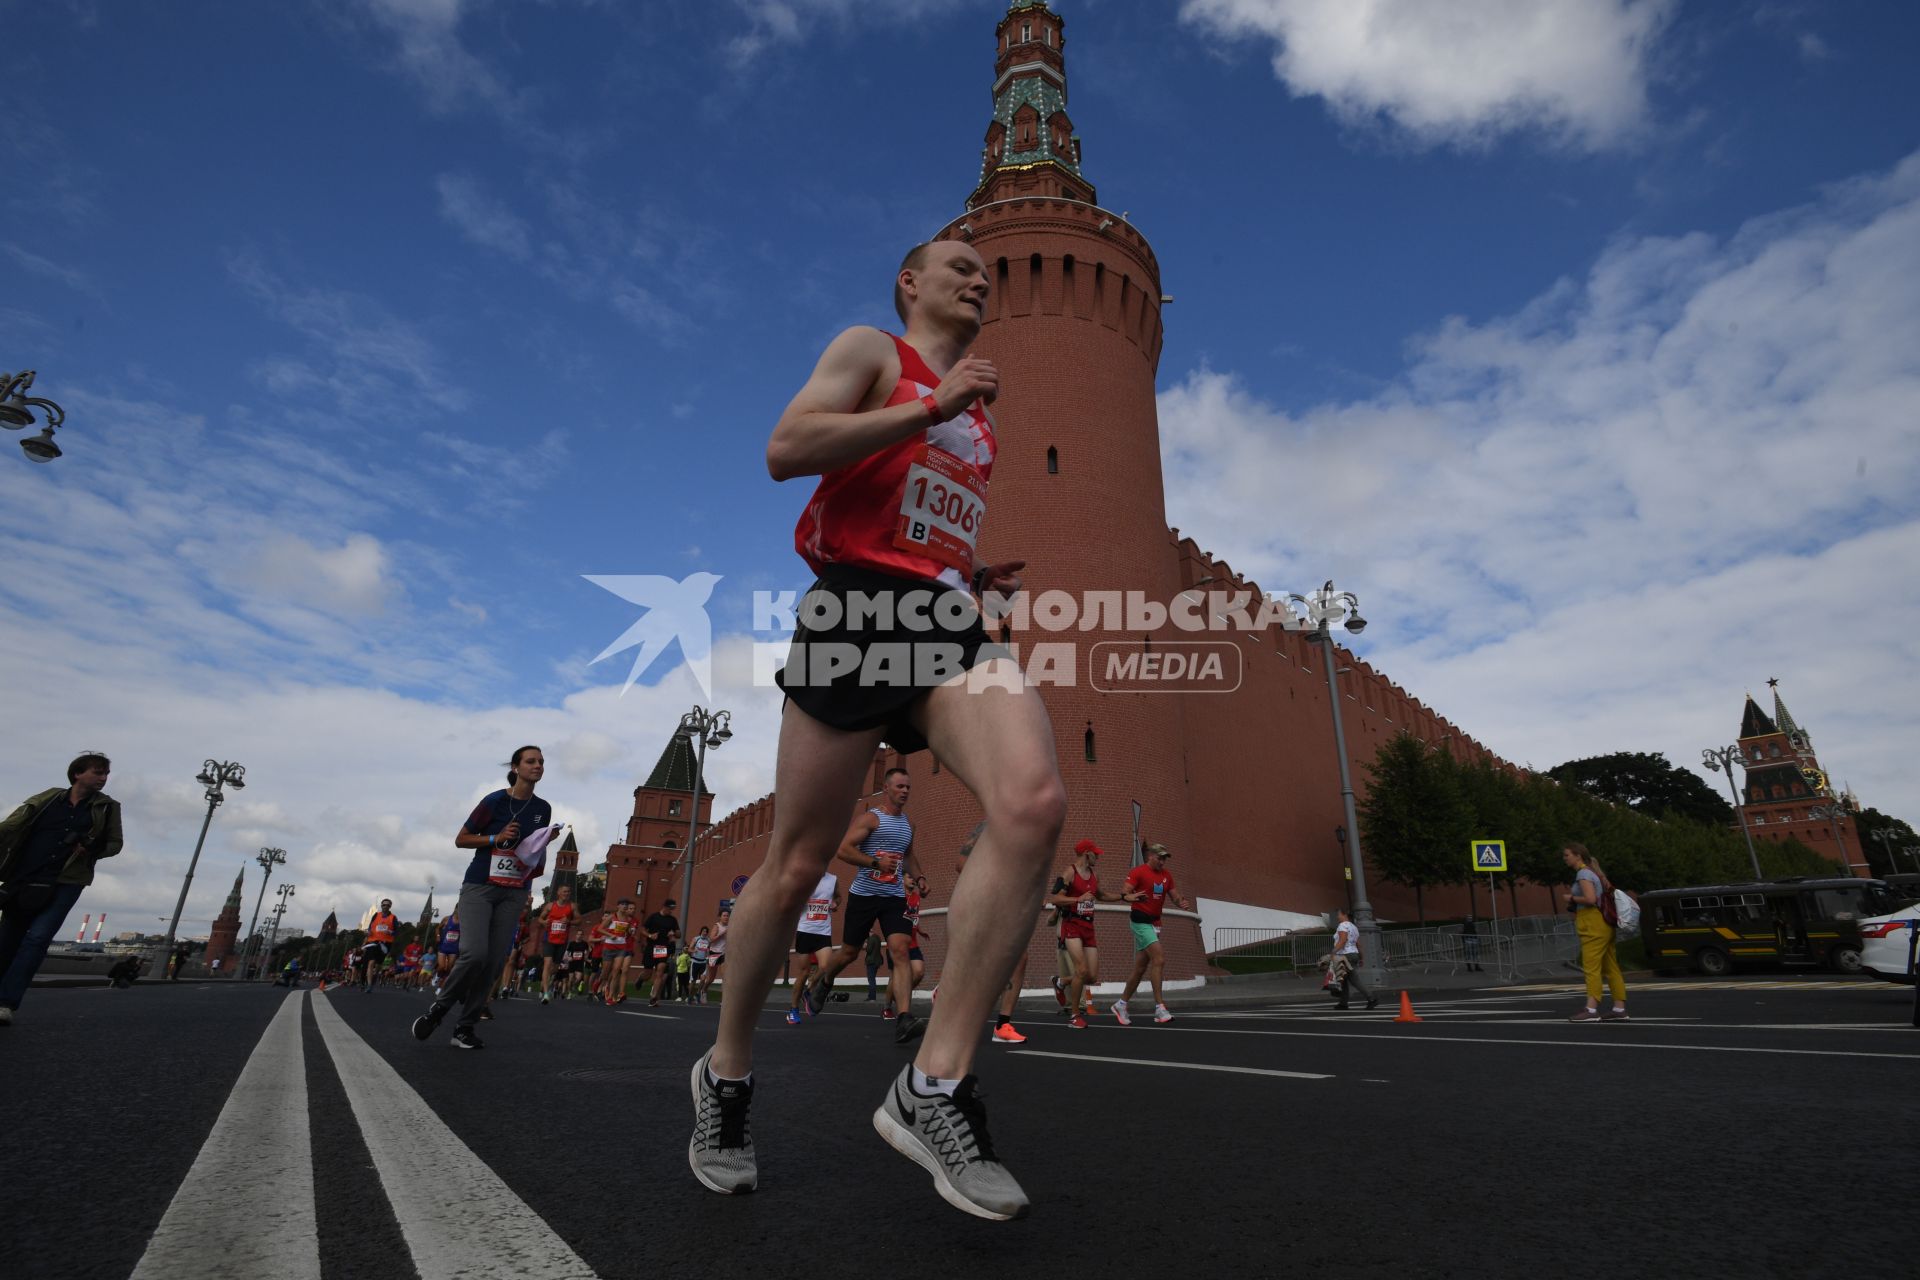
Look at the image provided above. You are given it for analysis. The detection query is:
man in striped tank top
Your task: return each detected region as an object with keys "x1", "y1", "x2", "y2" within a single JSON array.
[
  {"x1": 688, "y1": 240, "x2": 1066, "y2": 1223},
  {"x1": 805, "y1": 768, "x2": 921, "y2": 1040}
]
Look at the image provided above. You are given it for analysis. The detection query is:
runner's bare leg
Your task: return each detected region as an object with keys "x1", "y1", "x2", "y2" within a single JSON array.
[
  {"x1": 909, "y1": 658, "x2": 1064, "y2": 1080},
  {"x1": 709, "y1": 704, "x2": 885, "y2": 1078}
]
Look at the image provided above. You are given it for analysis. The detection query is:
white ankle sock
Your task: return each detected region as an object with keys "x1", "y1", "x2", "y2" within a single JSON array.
[
  {"x1": 911, "y1": 1066, "x2": 959, "y2": 1097},
  {"x1": 707, "y1": 1065, "x2": 751, "y2": 1088}
]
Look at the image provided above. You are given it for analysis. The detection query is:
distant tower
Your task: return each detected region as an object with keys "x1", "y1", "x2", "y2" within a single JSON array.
[
  {"x1": 922, "y1": 0, "x2": 1193, "y2": 877},
  {"x1": 1736, "y1": 680, "x2": 1855, "y2": 870},
  {"x1": 604, "y1": 729, "x2": 714, "y2": 916},
  {"x1": 554, "y1": 829, "x2": 581, "y2": 893},
  {"x1": 319, "y1": 910, "x2": 339, "y2": 941},
  {"x1": 415, "y1": 889, "x2": 436, "y2": 939},
  {"x1": 206, "y1": 867, "x2": 245, "y2": 971}
]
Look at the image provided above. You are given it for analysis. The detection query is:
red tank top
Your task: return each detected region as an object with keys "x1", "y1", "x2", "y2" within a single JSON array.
[
  {"x1": 1065, "y1": 867, "x2": 1098, "y2": 922},
  {"x1": 793, "y1": 334, "x2": 996, "y2": 590},
  {"x1": 546, "y1": 903, "x2": 574, "y2": 943}
]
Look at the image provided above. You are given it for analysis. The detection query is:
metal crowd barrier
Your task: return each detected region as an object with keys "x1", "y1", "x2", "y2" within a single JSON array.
[{"x1": 1211, "y1": 917, "x2": 1578, "y2": 980}]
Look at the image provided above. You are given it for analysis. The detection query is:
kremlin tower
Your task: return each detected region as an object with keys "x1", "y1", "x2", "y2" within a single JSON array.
[
  {"x1": 1734, "y1": 680, "x2": 1859, "y2": 869},
  {"x1": 206, "y1": 867, "x2": 244, "y2": 973}
]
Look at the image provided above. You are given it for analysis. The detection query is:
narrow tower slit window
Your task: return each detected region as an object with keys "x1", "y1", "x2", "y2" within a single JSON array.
[
  {"x1": 1046, "y1": 445, "x2": 1058, "y2": 474},
  {"x1": 1084, "y1": 724, "x2": 1096, "y2": 764}
]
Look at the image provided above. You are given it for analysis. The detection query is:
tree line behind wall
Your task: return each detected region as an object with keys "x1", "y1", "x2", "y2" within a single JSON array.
[{"x1": 1358, "y1": 736, "x2": 1842, "y2": 922}]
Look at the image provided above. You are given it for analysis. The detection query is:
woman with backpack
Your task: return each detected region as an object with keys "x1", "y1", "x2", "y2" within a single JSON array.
[{"x1": 1563, "y1": 843, "x2": 1628, "y2": 1023}]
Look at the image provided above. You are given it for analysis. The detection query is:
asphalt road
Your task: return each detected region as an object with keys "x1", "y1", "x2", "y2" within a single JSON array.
[{"x1": 12, "y1": 975, "x2": 1920, "y2": 1280}]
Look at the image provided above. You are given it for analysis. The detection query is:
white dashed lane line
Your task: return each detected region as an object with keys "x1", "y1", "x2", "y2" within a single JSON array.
[{"x1": 1011, "y1": 1049, "x2": 1333, "y2": 1080}]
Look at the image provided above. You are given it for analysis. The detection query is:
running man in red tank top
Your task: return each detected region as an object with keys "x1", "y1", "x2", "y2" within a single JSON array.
[
  {"x1": 689, "y1": 240, "x2": 1066, "y2": 1222},
  {"x1": 1047, "y1": 840, "x2": 1123, "y2": 1029}
]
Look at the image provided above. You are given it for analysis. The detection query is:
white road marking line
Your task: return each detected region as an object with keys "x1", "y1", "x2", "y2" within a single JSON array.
[
  {"x1": 1114, "y1": 1023, "x2": 1920, "y2": 1061},
  {"x1": 131, "y1": 992, "x2": 319, "y2": 1280},
  {"x1": 310, "y1": 993, "x2": 599, "y2": 1279},
  {"x1": 1012, "y1": 1049, "x2": 1332, "y2": 1080},
  {"x1": 615, "y1": 1010, "x2": 678, "y2": 1021}
]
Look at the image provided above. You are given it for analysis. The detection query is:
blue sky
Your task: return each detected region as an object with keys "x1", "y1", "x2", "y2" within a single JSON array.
[{"x1": 4, "y1": 0, "x2": 1918, "y2": 935}]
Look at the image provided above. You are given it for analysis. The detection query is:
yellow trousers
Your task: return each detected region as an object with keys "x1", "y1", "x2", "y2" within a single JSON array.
[{"x1": 1576, "y1": 909, "x2": 1626, "y2": 1007}]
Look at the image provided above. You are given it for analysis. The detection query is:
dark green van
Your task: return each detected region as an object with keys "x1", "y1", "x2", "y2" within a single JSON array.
[{"x1": 1637, "y1": 877, "x2": 1899, "y2": 976}]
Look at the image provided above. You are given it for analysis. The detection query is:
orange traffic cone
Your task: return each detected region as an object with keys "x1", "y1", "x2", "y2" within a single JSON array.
[
  {"x1": 1393, "y1": 991, "x2": 1422, "y2": 1023},
  {"x1": 317, "y1": 978, "x2": 327, "y2": 993}
]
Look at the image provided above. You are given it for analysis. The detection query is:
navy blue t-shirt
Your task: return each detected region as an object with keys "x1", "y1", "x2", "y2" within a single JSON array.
[{"x1": 461, "y1": 789, "x2": 553, "y2": 888}]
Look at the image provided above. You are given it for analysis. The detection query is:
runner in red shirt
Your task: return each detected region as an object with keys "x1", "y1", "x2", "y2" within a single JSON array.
[
  {"x1": 596, "y1": 900, "x2": 637, "y2": 1007},
  {"x1": 1048, "y1": 840, "x2": 1123, "y2": 1029},
  {"x1": 1112, "y1": 843, "x2": 1189, "y2": 1025},
  {"x1": 688, "y1": 240, "x2": 1061, "y2": 1222},
  {"x1": 534, "y1": 884, "x2": 577, "y2": 1005}
]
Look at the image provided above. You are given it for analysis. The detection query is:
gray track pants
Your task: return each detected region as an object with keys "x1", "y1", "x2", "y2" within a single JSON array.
[{"x1": 436, "y1": 882, "x2": 528, "y2": 1029}]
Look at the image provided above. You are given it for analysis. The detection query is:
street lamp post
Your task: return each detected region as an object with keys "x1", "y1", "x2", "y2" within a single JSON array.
[
  {"x1": 1868, "y1": 827, "x2": 1916, "y2": 877},
  {"x1": 1283, "y1": 582, "x2": 1383, "y2": 989},
  {"x1": 1702, "y1": 746, "x2": 1764, "y2": 881},
  {"x1": 265, "y1": 883, "x2": 295, "y2": 978},
  {"x1": 160, "y1": 759, "x2": 246, "y2": 979},
  {"x1": 0, "y1": 369, "x2": 68, "y2": 463},
  {"x1": 675, "y1": 706, "x2": 732, "y2": 931},
  {"x1": 240, "y1": 847, "x2": 287, "y2": 980}
]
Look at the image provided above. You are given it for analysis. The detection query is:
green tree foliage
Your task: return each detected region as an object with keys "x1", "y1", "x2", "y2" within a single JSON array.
[
  {"x1": 1854, "y1": 807, "x2": 1919, "y2": 879},
  {"x1": 1361, "y1": 738, "x2": 1846, "y2": 896},
  {"x1": 1546, "y1": 752, "x2": 1733, "y2": 825},
  {"x1": 1358, "y1": 734, "x2": 1473, "y2": 923}
]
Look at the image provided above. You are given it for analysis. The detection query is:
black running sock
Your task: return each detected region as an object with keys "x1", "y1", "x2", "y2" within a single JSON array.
[{"x1": 995, "y1": 1014, "x2": 1011, "y2": 1028}]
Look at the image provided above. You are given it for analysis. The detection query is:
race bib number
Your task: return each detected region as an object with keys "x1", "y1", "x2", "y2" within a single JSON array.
[
  {"x1": 652, "y1": 945, "x2": 669, "y2": 960},
  {"x1": 868, "y1": 853, "x2": 901, "y2": 885},
  {"x1": 893, "y1": 445, "x2": 986, "y2": 576},
  {"x1": 805, "y1": 899, "x2": 830, "y2": 923},
  {"x1": 487, "y1": 852, "x2": 528, "y2": 886},
  {"x1": 1077, "y1": 898, "x2": 1095, "y2": 918}
]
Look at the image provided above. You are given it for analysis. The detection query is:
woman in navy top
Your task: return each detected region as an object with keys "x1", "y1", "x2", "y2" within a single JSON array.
[{"x1": 412, "y1": 746, "x2": 551, "y2": 1049}]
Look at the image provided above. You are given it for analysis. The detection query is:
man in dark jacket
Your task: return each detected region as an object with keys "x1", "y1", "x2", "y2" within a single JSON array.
[{"x1": 0, "y1": 753, "x2": 124, "y2": 1024}]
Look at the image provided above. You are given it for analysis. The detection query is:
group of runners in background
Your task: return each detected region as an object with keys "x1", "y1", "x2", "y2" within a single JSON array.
[{"x1": 346, "y1": 884, "x2": 730, "y2": 1008}]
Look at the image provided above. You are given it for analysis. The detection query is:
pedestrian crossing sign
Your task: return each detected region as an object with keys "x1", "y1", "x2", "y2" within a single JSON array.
[{"x1": 1471, "y1": 840, "x2": 1507, "y2": 872}]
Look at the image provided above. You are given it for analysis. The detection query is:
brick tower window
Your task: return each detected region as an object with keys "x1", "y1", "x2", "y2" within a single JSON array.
[
  {"x1": 1084, "y1": 724, "x2": 1096, "y2": 763},
  {"x1": 1047, "y1": 445, "x2": 1058, "y2": 474},
  {"x1": 668, "y1": 799, "x2": 681, "y2": 816}
]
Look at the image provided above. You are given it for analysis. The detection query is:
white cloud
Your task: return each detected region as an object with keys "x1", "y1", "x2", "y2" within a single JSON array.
[
  {"x1": 434, "y1": 172, "x2": 534, "y2": 260},
  {"x1": 4, "y1": 241, "x2": 102, "y2": 299},
  {"x1": 1179, "y1": 0, "x2": 1675, "y2": 150},
  {"x1": 723, "y1": 0, "x2": 971, "y2": 67},
  {"x1": 227, "y1": 250, "x2": 469, "y2": 417},
  {"x1": 1158, "y1": 150, "x2": 1920, "y2": 819},
  {"x1": 427, "y1": 173, "x2": 693, "y2": 339}
]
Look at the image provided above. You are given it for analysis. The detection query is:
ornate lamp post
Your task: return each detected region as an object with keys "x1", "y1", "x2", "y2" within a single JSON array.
[
  {"x1": 675, "y1": 706, "x2": 732, "y2": 928},
  {"x1": 1869, "y1": 827, "x2": 1917, "y2": 876},
  {"x1": 0, "y1": 369, "x2": 68, "y2": 463},
  {"x1": 1281, "y1": 582, "x2": 1382, "y2": 988},
  {"x1": 265, "y1": 883, "x2": 296, "y2": 976},
  {"x1": 1701, "y1": 745, "x2": 1764, "y2": 880},
  {"x1": 1806, "y1": 790, "x2": 1857, "y2": 875},
  {"x1": 240, "y1": 847, "x2": 287, "y2": 980},
  {"x1": 160, "y1": 759, "x2": 246, "y2": 977}
]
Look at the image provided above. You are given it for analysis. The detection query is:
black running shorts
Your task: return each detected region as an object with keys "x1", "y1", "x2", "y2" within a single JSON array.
[
  {"x1": 792, "y1": 930, "x2": 834, "y2": 955},
  {"x1": 774, "y1": 565, "x2": 1008, "y2": 755},
  {"x1": 842, "y1": 891, "x2": 912, "y2": 945}
]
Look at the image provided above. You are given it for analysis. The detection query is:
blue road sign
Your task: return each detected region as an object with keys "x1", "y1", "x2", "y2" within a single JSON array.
[{"x1": 1471, "y1": 840, "x2": 1508, "y2": 872}]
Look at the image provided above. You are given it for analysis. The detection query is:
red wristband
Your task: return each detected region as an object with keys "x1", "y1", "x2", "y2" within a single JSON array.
[{"x1": 919, "y1": 393, "x2": 941, "y2": 425}]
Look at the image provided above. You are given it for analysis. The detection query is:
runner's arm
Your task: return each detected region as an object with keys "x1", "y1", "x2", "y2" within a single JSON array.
[
  {"x1": 833, "y1": 812, "x2": 883, "y2": 868},
  {"x1": 765, "y1": 328, "x2": 919, "y2": 480}
]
